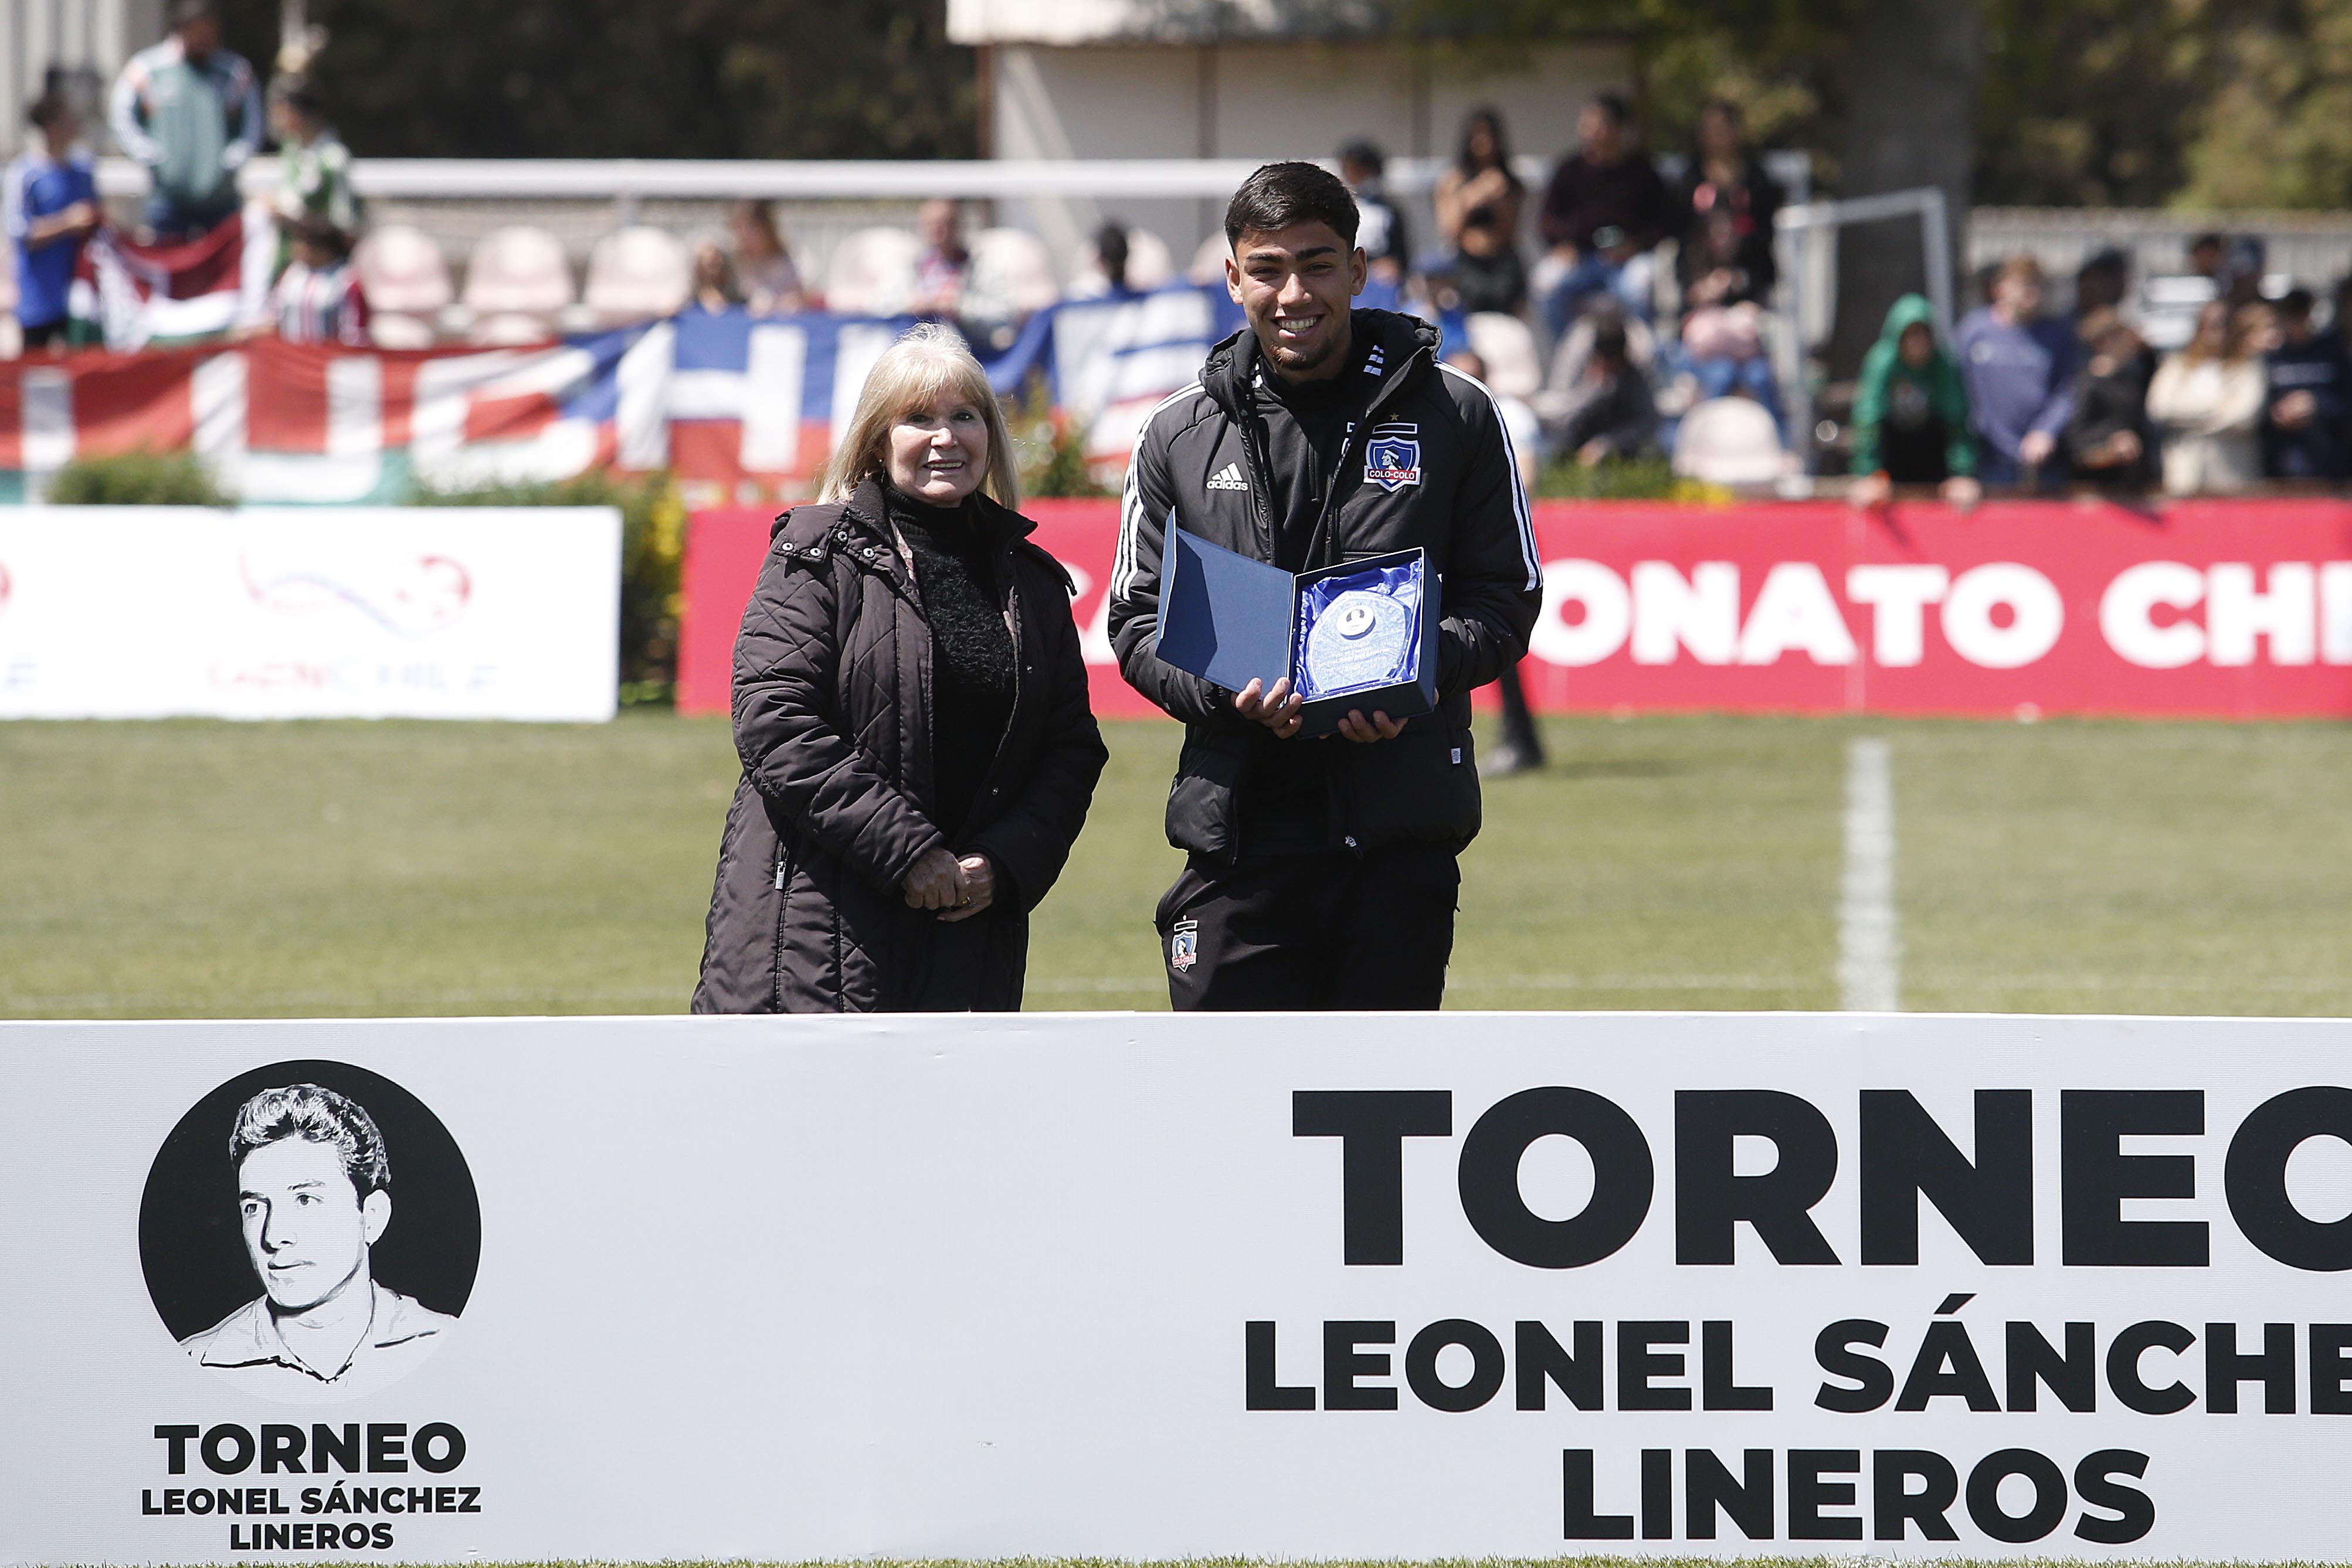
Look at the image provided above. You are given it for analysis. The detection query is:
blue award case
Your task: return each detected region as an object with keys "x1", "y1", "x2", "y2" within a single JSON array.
[{"x1": 1156, "y1": 523, "x2": 1441, "y2": 739}]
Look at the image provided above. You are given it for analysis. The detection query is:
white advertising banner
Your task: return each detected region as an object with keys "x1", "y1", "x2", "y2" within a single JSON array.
[
  {"x1": 6, "y1": 1012, "x2": 2352, "y2": 1562},
  {"x1": 0, "y1": 507, "x2": 620, "y2": 721}
]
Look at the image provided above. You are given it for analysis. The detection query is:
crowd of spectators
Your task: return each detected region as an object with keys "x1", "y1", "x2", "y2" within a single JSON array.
[
  {"x1": 15, "y1": 26, "x2": 2352, "y2": 503},
  {"x1": 1377, "y1": 94, "x2": 2352, "y2": 500},
  {"x1": 1845, "y1": 238, "x2": 2352, "y2": 503},
  {"x1": 1377, "y1": 95, "x2": 1800, "y2": 484}
]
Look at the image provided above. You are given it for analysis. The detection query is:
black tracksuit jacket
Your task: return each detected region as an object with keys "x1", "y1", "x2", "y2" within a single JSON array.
[{"x1": 1108, "y1": 308, "x2": 1542, "y2": 864}]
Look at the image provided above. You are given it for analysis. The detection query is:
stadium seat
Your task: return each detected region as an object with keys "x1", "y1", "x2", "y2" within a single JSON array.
[
  {"x1": 459, "y1": 226, "x2": 574, "y2": 344},
  {"x1": 583, "y1": 225, "x2": 693, "y2": 325},
  {"x1": 1465, "y1": 311, "x2": 1543, "y2": 401},
  {"x1": 1672, "y1": 396, "x2": 1788, "y2": 486},
  {"x1": 1187, "y1": 233, "x2": 1229, "y2": 286},
  {"x1": 963, "y1": 227, "x2": 1061, "y2": 321},
  {"x1": 352, "y1": 225, "x2": 451, "y2": 348},
  {"x1": 824, "y1": 226, "x2": 922, "y2": 317},
  {"x1": 367, "y1": 314, "x2": 437, "y2": 350}
]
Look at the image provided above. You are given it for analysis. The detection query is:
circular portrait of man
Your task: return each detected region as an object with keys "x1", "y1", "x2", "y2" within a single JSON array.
[{"x1": 140, "y1": 1060, "x2": 480, "y2": 1401}]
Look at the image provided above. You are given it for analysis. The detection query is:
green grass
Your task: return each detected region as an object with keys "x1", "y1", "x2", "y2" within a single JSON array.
[{"x1": 7, "y1": 712, "x2": 2352, "y2": 1019}]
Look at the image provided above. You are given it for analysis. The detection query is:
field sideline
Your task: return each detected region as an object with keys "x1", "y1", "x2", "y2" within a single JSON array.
[
  {"x1": 191, "y1": 1561, "x2": 2317, "y2": 1568},
  {"x1": 8, "y1": 712, "x2": 2352, "y2": 1019}
]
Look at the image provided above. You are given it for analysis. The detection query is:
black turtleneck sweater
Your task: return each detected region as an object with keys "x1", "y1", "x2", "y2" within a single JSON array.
[{"x1": 883, "y1": 481, "x2": 1017, "y2": 840}]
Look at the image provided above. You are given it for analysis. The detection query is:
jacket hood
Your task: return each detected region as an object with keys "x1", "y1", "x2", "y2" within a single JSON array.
[
  {"x1": 1200, "y1": 307, "x2": 1442, "y2": 412},
  {"x1": 1876, "y1": 293, "x2": 1944, "y2": 350}
]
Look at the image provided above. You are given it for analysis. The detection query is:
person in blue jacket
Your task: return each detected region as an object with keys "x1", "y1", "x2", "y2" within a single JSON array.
[
  {"x1": 2262, "y1": 288, "x2": 2352, "y2": 480},
  {"x1": 1954, "y1": 256, "x2": 2079, "y2": 487},
  {"x1": 4, "y1": 93, "x2": 100, "y2": 351}
]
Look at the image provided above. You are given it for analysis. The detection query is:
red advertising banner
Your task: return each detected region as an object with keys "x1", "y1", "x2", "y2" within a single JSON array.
[{"x1": 679, "y1": 498, "x2": 2352, "y2": 720}]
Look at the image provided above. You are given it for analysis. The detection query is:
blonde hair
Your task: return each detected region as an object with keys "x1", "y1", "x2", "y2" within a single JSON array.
[{"x1": 819, "y1": 323, "x2": 1020, "y2": 507}]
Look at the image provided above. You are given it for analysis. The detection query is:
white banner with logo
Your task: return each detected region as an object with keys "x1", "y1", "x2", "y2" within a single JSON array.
[
  {"x1": 0, "y1": 508, "x2": 619, "y2": 721},
  {"x1": 6, "y1": 1012, "x2": 2352, "y2": 1562}
]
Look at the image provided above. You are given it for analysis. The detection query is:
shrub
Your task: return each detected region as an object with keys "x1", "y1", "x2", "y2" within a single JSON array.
[
  {"x1": 413, "y1": 471, "x2": 685, "y2": 707},
  {"x1": 43, "y1": 450, "x2": 231, "y2": 506},
  {"x1": 1004, "y1": 384, "x2": 1112, "y2": 499},
  {"x1": 1534, "y1": 450, "x2": 1686, "y2": 501}
]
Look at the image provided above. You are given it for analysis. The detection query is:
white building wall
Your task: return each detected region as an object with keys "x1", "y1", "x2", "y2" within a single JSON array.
[
  {"x1": 986, "y1": 38, "x2": 1630, "y2": 283},
  {"x1": 3, "y1": 0, "x2": 164, "y2": 158}
]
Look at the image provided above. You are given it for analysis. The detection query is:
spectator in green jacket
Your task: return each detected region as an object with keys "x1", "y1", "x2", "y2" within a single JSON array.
[
  {"x1": 1848, "y1": 293, "x2": 1981, "y2": 510},
  {"x1": 267, "y1": 76, "x2": 356, "y2": 277}
]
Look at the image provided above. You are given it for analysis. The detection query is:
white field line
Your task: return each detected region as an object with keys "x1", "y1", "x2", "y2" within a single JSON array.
[{"x1": 1837, "y1": 735, "x2": 1902, "y2": 1012}]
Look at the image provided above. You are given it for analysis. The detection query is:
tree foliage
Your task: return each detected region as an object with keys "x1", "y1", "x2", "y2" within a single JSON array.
[
  {"x1": 198, "y1": 0, "x2": 2352, "y2": 208},
  {"x1": 209, "y1": 0, "x2": 975, "y2": 159},
  {"x1": 2174, "y1": 2, "x2": 2352, "y2": 211},
  {"x1": 1393, "y1": 0, "x2": 2352, "y2": 212}
]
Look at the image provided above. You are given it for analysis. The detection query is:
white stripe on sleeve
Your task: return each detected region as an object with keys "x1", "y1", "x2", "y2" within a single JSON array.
[{"x1": 1439, "y1": 360, "x2": 1540, "y2": 590}]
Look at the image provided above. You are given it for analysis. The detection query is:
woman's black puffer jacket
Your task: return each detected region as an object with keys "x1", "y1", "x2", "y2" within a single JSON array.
[{"x1": 691, "y1": 476, "x2": 1107, "y2": 1012}]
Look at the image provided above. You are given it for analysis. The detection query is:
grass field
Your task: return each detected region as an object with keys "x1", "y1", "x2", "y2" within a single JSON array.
[{"x1": 8, "y1": 711, "x2": 2352, "y2": 1019}]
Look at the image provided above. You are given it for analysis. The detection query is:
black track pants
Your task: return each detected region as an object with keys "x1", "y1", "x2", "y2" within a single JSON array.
[
  {"x1": 1155, "y1": 845, "x2": 1461, "y2": 1010},
  {"x1": 1495, "y1": 659, "x2": 1545, "y2": 760}
]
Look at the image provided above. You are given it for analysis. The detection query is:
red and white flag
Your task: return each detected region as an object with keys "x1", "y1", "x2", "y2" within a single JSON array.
[{"x1": 69, "y1": 209, "x2": 273, "y2": 352}]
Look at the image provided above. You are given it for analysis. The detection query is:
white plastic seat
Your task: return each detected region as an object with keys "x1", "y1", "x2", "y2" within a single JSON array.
[
  {"x1": 352, "y1": 224, "x2": 451, "y2": 315},
  {"x1": 1672, "y1": 396, "x2": 1787, "y2": 486},
  {"x1": 1120, "y1": 228, "x2": 1176, "y2": 291},
  {"x1": 583, "y1": 225, "x2": 692, "y2": 324},
  {"x1": 368, "y1": 314, "x2": 438, "y2": 349},
  {"x1": 458, "y1": 226, "x2": 573, "y2": 345},
  {"x1": 1465, "y1": 311, "x2": 1543, "y2": 401},
  {"x1": 467, "y1": 313, "x2": 560, "y2": 347},
  {"x1": 1187, "y1": 233, "x2": 1230, "y2": 286},
  {"x1": 461, "y1": 227, "x2": 573, "y2": 314},
  {"x1": 963, "y1": 227, "x2": 1060, "y2": 321},
  {"x1": 823, "y1": 226, "x2": 922, "y2": 317}
]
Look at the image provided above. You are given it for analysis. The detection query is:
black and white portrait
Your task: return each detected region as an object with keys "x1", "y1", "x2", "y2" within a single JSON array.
[{"x1": 141, "y1": 1061, "x2": 479, "y2": 1401}]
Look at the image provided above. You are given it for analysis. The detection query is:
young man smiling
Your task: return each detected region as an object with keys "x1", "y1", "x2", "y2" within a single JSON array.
[{"x1": 1110, "y1": 161, "x2": 1540, "y2": 1010}]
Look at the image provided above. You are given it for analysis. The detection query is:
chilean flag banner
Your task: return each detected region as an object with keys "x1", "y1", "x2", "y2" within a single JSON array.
[{"x1": 2, "y1": 283, "x2": 1257, "y2": 505}]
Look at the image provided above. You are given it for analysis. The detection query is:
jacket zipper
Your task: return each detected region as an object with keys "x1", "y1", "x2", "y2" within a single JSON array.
[
  {"x1": 951, "y1": 547, "x2": 1027, "y2": 843},
  {"x1": 1301, "y1": 344, "x2": 1430, "y2": 568}
]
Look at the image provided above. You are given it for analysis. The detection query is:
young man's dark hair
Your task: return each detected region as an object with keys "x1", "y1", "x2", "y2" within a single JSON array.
[
  {"x1": 1590, "y1": 91, "x2": 1632, "y2": 127},
  {"x1": 1110, "y1": 165, "x2": 1541, "y2": 1013},
  {"x1": 229, "y1": 1083, "x2": 390, "y2": 1198},
  {"x1": 1338, "y1": 139, "x2": 1384, "y2": 178},
  {"x1": 169, "y1": 0, "x2": 219, "y2": 25},
  {"x1": 1223, "y1": 159, "x2": 1359, "y2": 251},
  {"x1": 2278, "y1": 286, "x2": 2316, "y2": 325},
  {"x1": 26, "y1": 91, "x2": 71, "y2": 130}
]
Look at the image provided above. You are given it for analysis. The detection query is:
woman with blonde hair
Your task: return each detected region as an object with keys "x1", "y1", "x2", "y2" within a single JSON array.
[
  {"x1": 2146, "y1": 298, "x2": 2267, "y2": 495},
  {"x1": 693, "y1": 323, "x2": 1107, "y2": 1012}
]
